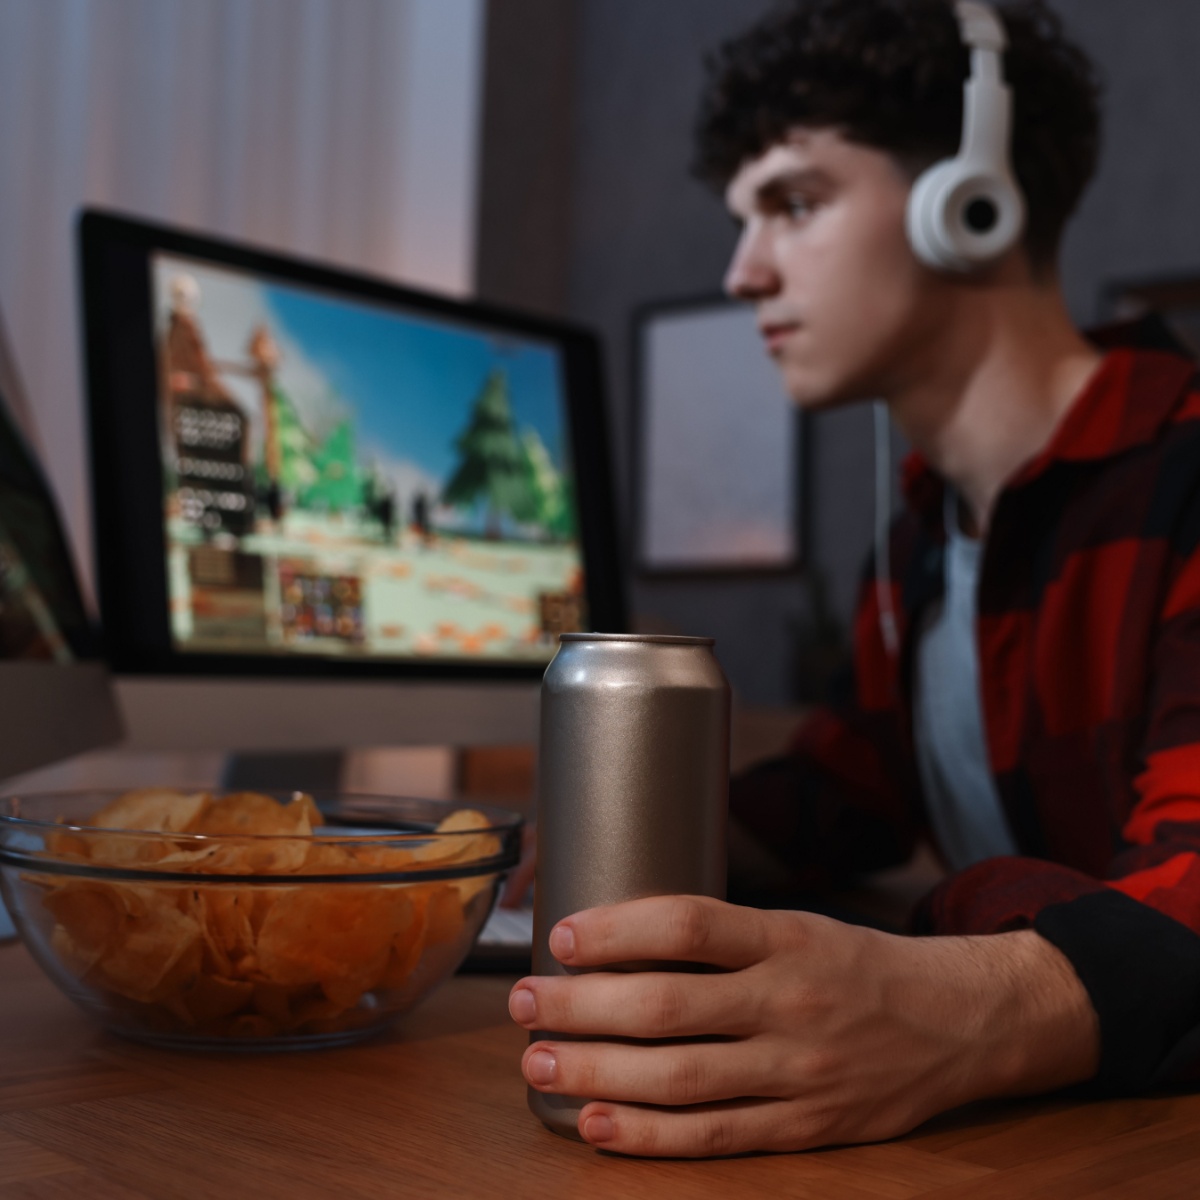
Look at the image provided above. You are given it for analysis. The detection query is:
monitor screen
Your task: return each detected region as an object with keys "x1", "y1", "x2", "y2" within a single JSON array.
[
  {"x1": 80, "y1": 211, "x2": 624, "y2": 684},
  {"x1": 152, "y1": 251, "x2": 584, "y2": 665}
]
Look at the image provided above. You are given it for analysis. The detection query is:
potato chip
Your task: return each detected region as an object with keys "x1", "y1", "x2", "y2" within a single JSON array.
[
  {"x1": 408, "y1": 883, "x2": 466, "y2": 948},
  {"x1": 434, "y1": 809, "x2": 490, "y2": 835},
  {"x1": 289, "y1": 997, "x2": 358, "y2": 1034},
  {"x1": 407, "y1": 809, "x2": 502, "y2": 868},
  {"x1": 301, "y1": 839, "x2": 364, "y2": 872},
  {"x1": 195, "y1": 909, "x2": 234, "y2": 978},
  {"x1": 250, "y1": 981, "x2": 296, "y2": 1025},
  {"x1": 338, "y1": 844, "x2": 424, "y2": 876},
  {"x1": 197, "y1": 889, "x2": 257, "y2": 975},
  {"x1": 211, "y1": 838, "x2": 313, "y2": 875},
  {"x1": 182, "y1": 793, "x2": 323, "y2": 873},
  {"x1": 208, "y1": 1013, "x2": 279, "y2": 1039},
  {"x1": 50, "y1": 922, "x2": 104, "y2": 977},
  {"x1": 320, "y1": 972, "x2": 375, "y2": 1012},
  {"x1": 89, "y1": 789, "x2": 213, "y2": 834},
  {"x1": 85, "y1": 886, "x2": 204, "y2": 1004},
  {"x1": 43, "y1": 881, "x2": 129, "y2": 970},
  {"x1": 378, "y1": 917, "x2": 427, "y2": 989},
  {"x1": 189, "y1": 791, "x2": 320, "y2": 837},
  {"x1": 256, "y1": 884, "x2": 417, "y2": 999},
  {"x1": 56, "y1": 790, "x2": 214, "y2": 869},
  {"x1": 174, "y1": 974, "x2": 255, "y2": 1026},
  {"x1": 44, "y1": 827, "x2": 95, "y2": 863}
]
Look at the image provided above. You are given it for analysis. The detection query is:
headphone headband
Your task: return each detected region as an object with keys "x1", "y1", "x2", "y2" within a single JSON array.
[
  {"x1": 955, "y1": 0, "x2": 1007, "y2": 53},
  {"x1": 904, "y1": 0, "x2": 1026, "y2": 272},
  {"x1": 957, "y1": 2, "x2": 1012, "y2": 169}
]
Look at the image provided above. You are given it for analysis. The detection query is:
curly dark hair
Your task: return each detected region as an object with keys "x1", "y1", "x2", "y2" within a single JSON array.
[{"x1": 693, "y1": 0, "x2": 1102, "y2": 267}]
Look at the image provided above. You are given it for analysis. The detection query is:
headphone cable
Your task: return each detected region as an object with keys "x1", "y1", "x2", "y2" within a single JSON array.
[{"x1": 873, "y1": 400, "x2": 900, "y2": 658}]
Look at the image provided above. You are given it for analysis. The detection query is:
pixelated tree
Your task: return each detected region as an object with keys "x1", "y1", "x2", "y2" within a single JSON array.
[
  {"x1": 309, "y1": 418, "x2": 361, "y2": 513},
  {"x1": 442, "y1": 369, "x2": 538, "y2": 536},
  {"x1": 520, "y1": 428, "x2": 574, "y2": 541},
  {"x1": 273, "y1": 386, "x2": 319, "y2": 499}
]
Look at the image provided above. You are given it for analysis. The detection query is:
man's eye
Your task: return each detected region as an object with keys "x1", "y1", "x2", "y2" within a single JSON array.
[{"x1": 784, "y1": 194, "x2": 814, "y2": 219}]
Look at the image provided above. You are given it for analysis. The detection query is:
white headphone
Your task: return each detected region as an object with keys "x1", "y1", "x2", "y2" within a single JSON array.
[{"x1": 905, "y1": 1, "x2": 1026, "y2": 273}]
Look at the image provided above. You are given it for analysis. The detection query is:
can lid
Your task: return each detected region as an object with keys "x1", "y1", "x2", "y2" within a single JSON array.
[{"x1": 558, "y1": 632, "x2": 716, "y2": 647}]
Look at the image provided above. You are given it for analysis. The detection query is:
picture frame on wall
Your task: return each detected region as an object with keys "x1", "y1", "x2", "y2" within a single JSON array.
[{"x1": 633, "y1": 295, "x2": 805, "y2": 576}]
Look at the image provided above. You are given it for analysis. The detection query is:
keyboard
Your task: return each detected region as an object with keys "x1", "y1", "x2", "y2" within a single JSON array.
[
  {"x1": 477, "y1": 904, "x2": 534, "y2": 948},
  {"x1": 462, "y1": 904, "x2": 533, "y2": 972}
]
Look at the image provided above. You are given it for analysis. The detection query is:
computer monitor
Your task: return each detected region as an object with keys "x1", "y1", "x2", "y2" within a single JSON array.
[
  {"x1": 0, "y1": 308, "x2": 123, "y2": 781},
  {"x1": 79, "y1": 210, "x2": 625, "y2": 752}
]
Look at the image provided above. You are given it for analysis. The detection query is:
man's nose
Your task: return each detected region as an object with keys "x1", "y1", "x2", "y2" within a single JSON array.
[{"x1": 723, "y1": 224, "x2": 779, "y2": 300}]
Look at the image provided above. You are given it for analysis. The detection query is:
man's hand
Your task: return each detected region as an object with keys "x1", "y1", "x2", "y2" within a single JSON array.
[{"x1": 508, "y1": 896, "x2": 1099, "y2": 1157}]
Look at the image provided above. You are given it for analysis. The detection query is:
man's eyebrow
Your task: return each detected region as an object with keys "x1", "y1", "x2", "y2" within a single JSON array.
[
  {"x1": 727, "y1": 166, "x2": 833, "y2": 223},
  {"x1": 753, "y1": 167, "x2": 833, "y2": 204}
]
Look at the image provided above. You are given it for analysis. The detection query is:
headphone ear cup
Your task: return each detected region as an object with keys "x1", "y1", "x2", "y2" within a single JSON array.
[
  {"x1": 906, "y1": 159, "x2": 1025, "y2": 273},
  {"x1": 906, "y1": 160, "x2": 962, "y2": 271}
]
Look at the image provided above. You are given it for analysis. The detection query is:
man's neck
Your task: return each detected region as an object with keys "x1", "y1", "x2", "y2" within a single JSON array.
[{"x1": 886, "y1": 274, "x2": 1102, "y2": 538}]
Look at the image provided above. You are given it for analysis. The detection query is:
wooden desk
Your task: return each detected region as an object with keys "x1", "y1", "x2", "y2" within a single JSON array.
[{"x1": 3, "y1": 942, "x2": 1200, "y2": 1198}]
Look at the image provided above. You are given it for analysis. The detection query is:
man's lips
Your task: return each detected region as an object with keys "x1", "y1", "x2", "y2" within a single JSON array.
[{"x1": 760, "y1": 321, "x2": 801, "y2": 353}]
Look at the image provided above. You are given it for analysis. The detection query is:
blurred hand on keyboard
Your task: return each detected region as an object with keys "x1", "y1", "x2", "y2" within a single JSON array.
[{"x1": 500, "y1": 820, "x2": 536, "y2": 908}]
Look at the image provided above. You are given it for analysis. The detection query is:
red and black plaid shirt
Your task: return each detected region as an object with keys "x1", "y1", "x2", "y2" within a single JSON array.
[{"x1": 731, "y1": 322, "x2": 1200, "y2": 1094}]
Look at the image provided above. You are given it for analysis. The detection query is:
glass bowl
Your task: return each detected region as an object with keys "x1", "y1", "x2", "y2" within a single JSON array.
[{"x1": 0, "y1": 790, "x2": 522, "y2": 1050}]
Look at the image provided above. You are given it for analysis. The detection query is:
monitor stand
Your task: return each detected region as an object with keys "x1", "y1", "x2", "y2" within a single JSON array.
[
  {"x1": 221, "y1": 751, "x2": 345, "y2": 793},
  {"x1": 222, "y1": 746, "x2": 461, "y2": 801},
  {"x1": 0, "y1": 662, "x2": 124, "y2": 784},
  {"x1": 0, "y1": 661, "x2": 124, "y2": 942}
]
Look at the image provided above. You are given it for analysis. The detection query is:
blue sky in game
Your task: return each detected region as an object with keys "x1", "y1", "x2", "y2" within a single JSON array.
[{"x1": 263, "y1": 283, "x2": 569, "y2": 483}]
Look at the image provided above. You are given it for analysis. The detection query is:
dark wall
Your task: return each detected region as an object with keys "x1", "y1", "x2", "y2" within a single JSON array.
[
  {"x1": 566, "y1": 1, "x2": 805, "y2": 708},
  {"x1": 1052, "y1": 0, "x2": 1200, "y2": 320},
  {"x1": 476, "y1": 0, "x2": 578, "y2": 317},
  {"x1": 477, "y1": 0, "x2": 1200, "y2": 705}
]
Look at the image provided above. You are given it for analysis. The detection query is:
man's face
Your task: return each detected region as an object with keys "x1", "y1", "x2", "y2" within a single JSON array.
[{"x1": 724, "y1": 128, "x2": 950, "y2": 408}]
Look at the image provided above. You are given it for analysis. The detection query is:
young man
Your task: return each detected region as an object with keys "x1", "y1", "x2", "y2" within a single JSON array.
[{"x1": 508, "y1": 0, "x2": 1200, "y2": 1156}]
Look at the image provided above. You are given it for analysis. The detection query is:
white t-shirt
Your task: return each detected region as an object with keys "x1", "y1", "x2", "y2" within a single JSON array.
[{"x1": 913, "y1": 494, "x2": 1018, "y2": 870}]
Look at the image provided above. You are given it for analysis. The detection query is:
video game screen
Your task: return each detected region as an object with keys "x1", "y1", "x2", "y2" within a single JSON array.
[{"x1": 150, "y1": 253, "x2": 586, "y2": 664}]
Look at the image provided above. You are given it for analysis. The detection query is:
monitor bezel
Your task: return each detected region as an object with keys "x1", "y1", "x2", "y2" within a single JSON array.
[{"x1": 79, "y1": 208, "x2": 625, "y2": 682}]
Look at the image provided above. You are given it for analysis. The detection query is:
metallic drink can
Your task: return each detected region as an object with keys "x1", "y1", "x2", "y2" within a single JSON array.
[{"x1": 528, "y1": 632, "x2": 730, "y2": 1139}]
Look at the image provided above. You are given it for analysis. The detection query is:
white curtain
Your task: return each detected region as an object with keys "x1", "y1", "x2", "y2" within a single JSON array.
[{"x1": 0, "y1": 0, "x2": 484, "y2": 602}]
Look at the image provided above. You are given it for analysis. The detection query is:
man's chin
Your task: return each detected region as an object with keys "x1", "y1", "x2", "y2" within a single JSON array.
[{"x1": 778, "y1": 367, "x2": 860, "y2": 411}]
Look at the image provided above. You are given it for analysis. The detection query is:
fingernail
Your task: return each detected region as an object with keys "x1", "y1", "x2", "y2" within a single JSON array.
[
  {"x1": 508, "y1": 987, "x2": 536, "y2": 1024},
  {"x1": 549, "y1": 924, "x2": 575, "y2": 961},
  {"x1": 526, "y1": 1050, "x2": 557, "y2": 1085},
  {"x1": 583, "y1": 1113, "x2": 614, "y2": 1143}
]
